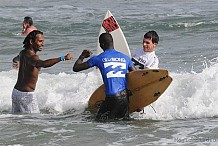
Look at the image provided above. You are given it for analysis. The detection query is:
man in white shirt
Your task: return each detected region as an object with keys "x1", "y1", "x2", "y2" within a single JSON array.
[{"x1": 132, "y1": 31, "x2": 159, "y2": 69}]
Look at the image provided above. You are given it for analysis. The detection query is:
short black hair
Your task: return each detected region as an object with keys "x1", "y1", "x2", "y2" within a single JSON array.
[
  {"x1": 99, "y1": 33, "x2": 113, "y2": 48},
  {"x1": 144, "y1": 31, "x2": 159, "y2": 44},
  {"x1": 99, "y1": 33, "x2": 113, "y2": 44},
  {"x1": 24, "y1": 16, "x2": 33, "y2": 25}
]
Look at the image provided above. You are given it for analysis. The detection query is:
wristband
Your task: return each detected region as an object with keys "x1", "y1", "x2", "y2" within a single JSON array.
[{"x1": 60, "y1": 56, "x2": 65, "y2": 61}]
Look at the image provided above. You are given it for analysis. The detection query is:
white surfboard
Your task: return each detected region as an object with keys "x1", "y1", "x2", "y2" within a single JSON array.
[{"x1": 97, "y1": 10, "x2": 131, "y2": 57}]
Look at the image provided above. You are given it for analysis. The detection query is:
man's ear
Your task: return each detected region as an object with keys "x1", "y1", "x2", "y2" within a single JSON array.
[
  {"x1": 30, "y1": 39, "x2": 33, "y2": 45},
  {"x1": 154, "y1": 43, "x2": 157, "y2": 47}
]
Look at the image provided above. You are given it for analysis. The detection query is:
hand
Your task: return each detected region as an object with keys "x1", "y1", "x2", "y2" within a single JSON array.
[
  {"x1": 80, "y1": 50, "x2": 92, "y2": 58},
  {"x1": 65, "y1": 53, "x2": 73, "y2": 60},
  {"x1": 13, "y1": 62, "x2": 19, "y2": 69},
  {"x1": 22, "y1": 23, "x2": 27, "y2": 31}
]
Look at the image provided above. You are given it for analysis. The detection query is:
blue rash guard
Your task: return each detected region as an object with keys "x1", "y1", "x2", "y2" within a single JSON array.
[{"x1": 87, "y1": 49, "x2": 134, "y2": 96}]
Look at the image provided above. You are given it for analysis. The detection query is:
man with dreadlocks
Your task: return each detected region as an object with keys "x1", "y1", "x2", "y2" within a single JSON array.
[{"x1": 11, "y1": 30, "x2": 72, "y2": 113}]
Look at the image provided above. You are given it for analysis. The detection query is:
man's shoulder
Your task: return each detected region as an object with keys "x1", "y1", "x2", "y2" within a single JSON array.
[
  {"x1": 29, "y1": 25, "x2": 37, "y2": 30},
  {"x1": 25, "y1": 26, "x2": 37, "y2": 35},
  {"x1": 148, "y1": 51, "x2": 158, "y2": 57},
  {"x1": 112, "y1": 49, "x2": 128, "y2": 56},
  {"x1": 132, "y1": 48, "x2": 143, "y2": 57},
  {"x1": 20, "y1": 49, "x2": 38, "y2": 58}
]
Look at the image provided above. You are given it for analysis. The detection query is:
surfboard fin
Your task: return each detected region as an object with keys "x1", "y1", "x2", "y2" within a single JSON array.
[
  {"x1": 154, "y1": 92, "x2": 161, "y2": 97},
  {"x1": 159, "y1": 76, "x2": 167, "y2": 81},
  {"x1": 127, "y1": 89, "x2": 133, "y2": 96}
]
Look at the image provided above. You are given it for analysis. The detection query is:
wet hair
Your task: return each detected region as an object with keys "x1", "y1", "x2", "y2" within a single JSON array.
[
  {"x1": 23, "y1": 30, "x2": 43, "y2": 48},
  {"x1": 144, "y1": 31, "x2": 159, "y2": 44},
  {"x1": 24, "y1": 16, "x2": 33, "y2": 25},
  {"x1": 99, "y1": 33, "x2": 113, "y2": 49}
]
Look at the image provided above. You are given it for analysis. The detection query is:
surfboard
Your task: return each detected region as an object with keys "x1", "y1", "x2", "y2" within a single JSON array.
[
  {"x1": 88, "y1": 69, "x2": 173, "y2": 113},
  {"x1": 97, "y1": 10, "x2": 131, "y2": 57}
]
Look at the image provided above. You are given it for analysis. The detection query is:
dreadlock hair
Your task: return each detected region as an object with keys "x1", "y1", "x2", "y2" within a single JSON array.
[{"x1": 23, "y1": 30, "x2": 43, "y2": 49}]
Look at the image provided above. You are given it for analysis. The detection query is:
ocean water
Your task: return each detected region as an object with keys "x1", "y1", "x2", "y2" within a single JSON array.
[{"x1": 1, "y1": 0, "x2": 218, "y2": 145}]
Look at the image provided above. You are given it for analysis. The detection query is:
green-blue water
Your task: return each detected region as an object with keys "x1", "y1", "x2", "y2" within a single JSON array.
[{"x1": 0, "y1": 0, "x2": 218, "y2": 145}]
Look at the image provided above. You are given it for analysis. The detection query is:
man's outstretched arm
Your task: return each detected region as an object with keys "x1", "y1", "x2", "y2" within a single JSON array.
[{"x1": 73, "y1": 50, "x2": 92, "y2": 72}]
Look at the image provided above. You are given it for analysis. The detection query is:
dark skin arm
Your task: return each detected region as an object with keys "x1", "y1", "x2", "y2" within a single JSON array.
[
  {"x1": 30, "y1": 53, "x2": 72, "y2": 68},
  {"x1": 73, "y1": 50, "x2": 92, "y2": 72},
  {"x1": 73, "y1": 50, "x2": 137, "y2": 72},
  {"x1": 14, "y1": 52, "x2": 72, "y2": 92},
  {"x1": 12, "y1": 55, "x2": 20, "y2": 69}
]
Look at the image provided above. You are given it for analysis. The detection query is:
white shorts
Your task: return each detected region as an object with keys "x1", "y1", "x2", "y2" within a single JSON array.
[{"x1": 12, "y1": 88, "x2": 40, "y2": 113}]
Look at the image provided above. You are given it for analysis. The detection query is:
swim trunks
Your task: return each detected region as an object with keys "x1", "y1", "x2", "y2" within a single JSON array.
[
  {"x1": 95, "y1": 90, "x2": 129, "y2": 121},
  {"x1": 11, "y1": 88, "x2": 40, "y2": 113}
]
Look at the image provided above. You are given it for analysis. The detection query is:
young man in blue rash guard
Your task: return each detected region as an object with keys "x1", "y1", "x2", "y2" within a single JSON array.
[{"x1": 73, "y1": 33, "x2": 137, "y2": 121}]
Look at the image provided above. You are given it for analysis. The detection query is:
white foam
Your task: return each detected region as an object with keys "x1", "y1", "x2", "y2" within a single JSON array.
[
  {"x1": 134, "y1": 62, "x2": 218, "y2": 120},
  {"x1": 1, "y1": 63, "x2": 218, "y2": 120},
  {"x1": 0, "y1": 69, "x2": 102, "y2": 114}
]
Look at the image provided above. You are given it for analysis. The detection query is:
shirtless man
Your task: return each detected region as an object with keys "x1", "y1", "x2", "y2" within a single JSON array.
[
  {"x1": 12, "y1": 30, "x2": 72, "y2": 113},
  {"x1": 22, "y1": 16, "x2": 37, "y2": 36},
  {"x1": 13, "y1": 17, "x2": 38, "y2": 69}
]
